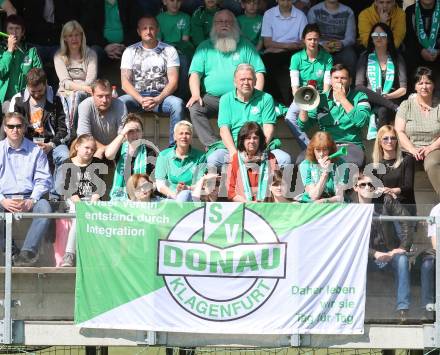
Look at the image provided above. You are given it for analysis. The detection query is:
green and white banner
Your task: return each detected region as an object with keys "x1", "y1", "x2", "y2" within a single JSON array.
[{"x1": 75, "y1": 202, "x2": 373, "y2": 334}]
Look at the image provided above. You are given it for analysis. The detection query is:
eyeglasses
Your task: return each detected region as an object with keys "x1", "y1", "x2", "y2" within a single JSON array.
[
  {"x1": 382, "y1": 136, "x2": 397, "y2": 142},
  {"x1": 357, "y1": 182, "x2": 374, "y2": 189},
  {"x1": 6, "y1": 124, "x2": 23, "y2": 130},
  {"x1": 135, "y1": 182, "x2": 153, "y2": 193},
  {"x1": 371, "y1": 32, "x2": 388, "y2": 38}
]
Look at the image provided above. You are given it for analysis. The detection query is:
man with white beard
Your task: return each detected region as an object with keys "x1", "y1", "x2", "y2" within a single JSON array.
[{"x1": 187, "y1": 9, "x2": 265, "y2": 149}]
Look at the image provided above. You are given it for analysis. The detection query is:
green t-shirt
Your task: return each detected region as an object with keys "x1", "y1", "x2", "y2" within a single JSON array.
[
  {"x1": 103, "y1": 0, "x2": 124, "y2": 44},
  {"x1": 218, "y1": 89, "x2": 276, "y2": 144},
  {"x1": 189, "y1": 38, "x2": 265, "y2": 97},
  {"x1": 157, "y1": 11, "x2": 194, "y2": 57},
  {"x1": 298, "y1": 158, "x2": 348, "y2": 202},
  {"x1": 155, "y1": 146, "x2": 206, "y2": 191},
  {"x1": 298, "y1": 90, "x2": 371, "y2": 148},
  {"x1": 237, "y1": 14, "x2": 262, "y2": 47},
  {"x1": 157, "y1": 11, "x2": 191, "y2": 45},
  {"x1": 191, "y1": 6, "x2": 218, "y2": 47},
  {"x1": 289, "y1": 48, "x2": 333, "y2": 91}
]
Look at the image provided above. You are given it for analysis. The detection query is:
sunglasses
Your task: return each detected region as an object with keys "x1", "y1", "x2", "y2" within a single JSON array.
[
  {"x1": 371, "y1": 32, "x2": 388, "y2": 38},
  {"x1": 357, "y1": 182, "x2": 374, "y2": 189},
  {"x1": 6, "y1": 124, "x2": 23, "y2": 130},
  {"x1": 382, "y1": 136, "x2": 397, "y2": 142},
  {"x1": 135, "y1": 182, "x2": 153, "y2": 193}
]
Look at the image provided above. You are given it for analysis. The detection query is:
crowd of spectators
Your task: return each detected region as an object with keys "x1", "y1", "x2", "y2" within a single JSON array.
[{"x1": 0, "y1": 0, "x2": 437, "y2": 322}]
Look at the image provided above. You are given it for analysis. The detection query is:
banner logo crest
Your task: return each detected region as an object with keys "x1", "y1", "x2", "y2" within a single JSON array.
[{"x1": 158, "y1": 202, "x2": 287, "y2": 321}]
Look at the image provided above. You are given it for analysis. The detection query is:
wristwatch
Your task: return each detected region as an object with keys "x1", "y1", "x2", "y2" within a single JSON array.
[{"x1": 30, "y1": 198, "x2": 37, "y2": 205}]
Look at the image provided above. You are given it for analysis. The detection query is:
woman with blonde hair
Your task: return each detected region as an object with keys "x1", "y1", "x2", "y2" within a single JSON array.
[
  {"x1": 298, "y1": 131, "x2": 348, "y2": 203},
  {"x1": 372, "y1": 125, "x2": 415, "y2": 209},
  {"x1": 54, "y1": 20, "x2": 97, "y2": 139},
  {"x1": 155, "y1": 120, "x2": 206, "y2": 201}
]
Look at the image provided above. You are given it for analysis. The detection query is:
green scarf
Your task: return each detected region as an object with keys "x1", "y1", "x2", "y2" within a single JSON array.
[
  {"x1": 415, "y1": 0, "x2": 440, "y2": 49},
  {"x1": 367, "y1": 51, "x2": 395, "y2": 94},
  {"x1": 237, "y1": 151, "x2": 270, "y2": 201},
  {"x1": 110, "y1": 142, "x2": 148, "y2": 200}
]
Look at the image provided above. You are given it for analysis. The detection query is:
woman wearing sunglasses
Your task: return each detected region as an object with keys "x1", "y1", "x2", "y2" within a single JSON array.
[
  {"x1": 372, "y1": 125, "x2": 415, "y2": 213},
  {"x1": 395, "y1": 66, "x2": 440, "y2": 198},
  {"x1": 355, "y1": 22, "x2": 407, "y2": 129},
  {"x1": 105, "y1": 113, "x2": 156, "y2": 200},
  {"x1": 126, "y1": 174, "x2": 158, "y2": 202}
]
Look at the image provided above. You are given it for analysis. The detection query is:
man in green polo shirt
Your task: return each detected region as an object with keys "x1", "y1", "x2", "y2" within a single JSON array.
[
  {"x1": 207, "y1": 63, "x2": 290, "y2": 168},
  {"x1": 298, "y1": 63, "x2": 371, "y2": 167},
  {"x1": 187, "y1": 9, "x2": 265, "y2": 150}
]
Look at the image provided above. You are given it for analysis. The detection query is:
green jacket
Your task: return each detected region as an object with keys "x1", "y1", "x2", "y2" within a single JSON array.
[{"x1": 0, "y1": 43, "x2": 42, "y2": 104}]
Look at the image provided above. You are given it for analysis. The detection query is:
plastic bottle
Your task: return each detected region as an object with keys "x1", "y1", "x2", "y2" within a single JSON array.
[{"x1": 111, "y1": 86, "x2": 118, "y2": 99}]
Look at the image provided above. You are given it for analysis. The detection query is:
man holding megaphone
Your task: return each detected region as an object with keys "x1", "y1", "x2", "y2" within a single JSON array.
[{"x1": 298, "y1": 63, "x2": 372, "y2": 168}]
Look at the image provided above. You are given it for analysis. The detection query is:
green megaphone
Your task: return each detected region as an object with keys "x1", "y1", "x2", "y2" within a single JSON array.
[{"x1": 328, "y1": 146, "x2": 348, "y2": 160}]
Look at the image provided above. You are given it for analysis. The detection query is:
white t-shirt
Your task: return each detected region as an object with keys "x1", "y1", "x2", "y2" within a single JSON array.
[
  {"x1": 261, "y1": 5, "x2": 308, "y2": 43},
  {"x1": 120, "y1": 41, "x2": 179, "y2": 94},
  {"x1": 427, "y1": 203, "x2": 440, "y2": 238}
]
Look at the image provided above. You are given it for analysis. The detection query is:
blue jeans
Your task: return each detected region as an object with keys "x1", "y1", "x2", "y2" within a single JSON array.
[
  {"x1": 176, "y1": 190, "x2": 193, "y2": 202},
  {"x1": 0, "y1": 199, "x2": 52, "y2": 255},
  {"x1": 207, "y1": 148, "x2": 292, "y2": 169},
  {"x1": 285, "y1": 102, "x2": 310, "y2": 151},
  {"x1": 119, "y1": 93, "x2": 184, "y2": 145},
  {"x1": 421, "y1": 255, "x2": 435, "y2": 308},
  {"x1": 368, "y1": 253, "x2": 410, "y2": 310}
]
